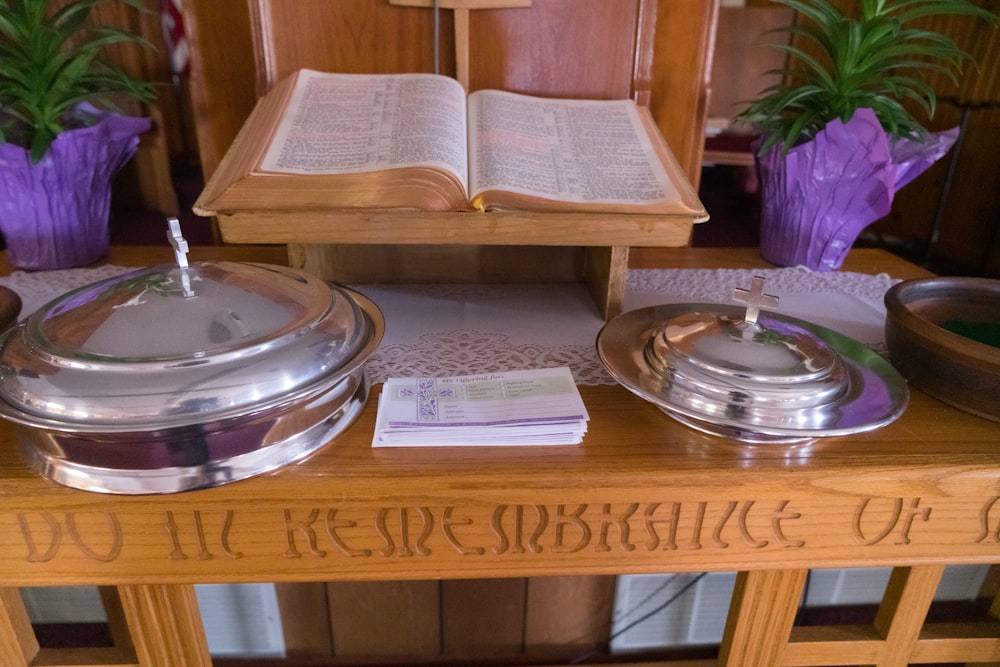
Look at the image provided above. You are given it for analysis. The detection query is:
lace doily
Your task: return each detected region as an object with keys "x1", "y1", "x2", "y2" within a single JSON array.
[
  {"x1": 0, "y1": 265, "x2": 135, "y2": 317},
  {"x1": 626, "y1": 266, "x2": 899, "y2": 358},
  {"x1": 0, "y1": 265, "x2": 898, "y2": 386}
]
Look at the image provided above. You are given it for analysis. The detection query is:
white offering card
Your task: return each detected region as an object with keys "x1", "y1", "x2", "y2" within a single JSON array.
[{"x1": 373, "y1": 367, "x2": 589, "y2": 447}]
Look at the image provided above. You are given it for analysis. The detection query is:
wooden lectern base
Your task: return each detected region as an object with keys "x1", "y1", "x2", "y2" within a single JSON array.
[{"x1": 288, "y1": 243, "x2": 630, "y2": 320}]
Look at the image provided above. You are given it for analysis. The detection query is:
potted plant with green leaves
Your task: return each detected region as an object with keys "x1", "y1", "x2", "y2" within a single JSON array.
[
  {"x1": 0, "y1": 0, "x2": 156, "y2": 270},
  {"x1": 737, "y1": 0, "x2": 996, "y2": 271}
]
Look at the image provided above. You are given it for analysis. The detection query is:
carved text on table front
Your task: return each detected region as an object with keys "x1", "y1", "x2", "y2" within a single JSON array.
[{"x1": 10, "y1": 497, "x2": 1000, "y2": 564}]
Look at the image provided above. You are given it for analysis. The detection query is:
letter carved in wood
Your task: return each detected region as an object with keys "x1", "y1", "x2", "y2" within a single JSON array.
[
  {"x1": 644, "y1": 502, "x2": 681, "y2": 551},
  {"x1": 282, "y1": 509, "x2": 327, "y2": 558},
  {"x1": 595, "y1": 503, "x2": 638, "y2": 552},
  {"x1": 442, "y1": 506, "x2": 485, "y2": 555},
  {"x1": 325, "y1": 509, "x2": 372, "y2": 557},
  {"x1": 491, "y1": 505, "x2": 548, "y2": 554},
  {"x1": 852, "y1": 498, "x2": 931, "y2": 546},
  {"x1": 975, "y1": 496, "x2": 1000, "y2": 544},
  {"x1": 552, "y1": 504, "x2": 591, "y2": 553},
  {"x1": 17, "y1": 511, "x2": 122, "y2": 562},
  {"x1": 18, "y1": 512, "x2": 61, "y2": 562},
  {"x1": 165, "y1": 510, "x2": 242, "y2": 560},
  {"x1": 375, "y1": 507, "x2": 433, "y2": 557}
]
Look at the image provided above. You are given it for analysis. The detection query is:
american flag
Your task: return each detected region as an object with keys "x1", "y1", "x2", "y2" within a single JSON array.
[{"x1": 161, "y1": 0, "x2": 189, "y2": 77}]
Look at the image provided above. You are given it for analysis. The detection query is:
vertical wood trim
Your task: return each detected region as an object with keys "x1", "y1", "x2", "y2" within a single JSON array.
[
  {"x1": 718, "y1": 569, "x2": 808, "y2": 667},
  {"x1": 247, "y1": 0, "x2": 276, "y2": 96},
  {"x1": 117, "y1": 584, "x2": 212, "y2": 667},
  {"x1": 0, "y1": 588, "x2": 37, "y2": 667},
  {"x1": 453, "y1": 8, "x2": 471, "y2": 91},
  {"x1": 632, "y1": 0, "x2": 658, "y2": 107},
  {"x1": 650, "y1": 0, "x2": 719, "y2": 187},
  {"x1": 873, "y1": 564, "x2": 946, "y2": 667}
]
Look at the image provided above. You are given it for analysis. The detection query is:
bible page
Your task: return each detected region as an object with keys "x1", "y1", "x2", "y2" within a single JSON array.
[
  {"x1": 466, "y1": 89, "x2": 680, "y2": 208},
  {"x1": 259, "y1": 70, "x2": 469, "y2": 191}
]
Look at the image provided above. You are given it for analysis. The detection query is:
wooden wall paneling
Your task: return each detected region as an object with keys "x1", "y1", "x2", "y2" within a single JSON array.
[
  {"x1": 249, "y1": 0, "x2": 450, "y2": 94},
  {"x1": 922, "y1": 105, "x2": 1000, "y2": 276},
  {"x1": 464, "y1": 0, "x2": 643, "y2": 100},
  {"x1": 327, "y1": 580, "x2": 441, "y2": 658},
  {"x1": 441, "y1": 578, "x2": 527, "y2": 656},
  {"x1": 523, "y1": 575, "x2": 617, "y2": 654},
  {"x1": 877, "y1": 104, "x2": 1000, "y2": 277},
  {"x1": 832, "y1": 0, "x2": 1000, "y2": 276},
  {"x1": 707, "y1": 6, "x2": 795, "y2": 129},
  {"x1": 274, "y1": 582, "x2": 334, "y2": 658}
]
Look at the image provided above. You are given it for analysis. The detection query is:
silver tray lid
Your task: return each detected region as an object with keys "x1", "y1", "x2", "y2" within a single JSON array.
[
  {"x1": 0, "y1": 258, "x2": 381, "y2": 430},
  {"x1": 597, "y1": 277, "x2": 909, "y2": 443}
]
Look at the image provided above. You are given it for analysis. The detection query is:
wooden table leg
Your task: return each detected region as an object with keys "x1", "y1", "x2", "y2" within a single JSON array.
[
  {"x1": 0, "y1": 588, "x2": 37, "y2": 667},
  {"x1": 116, "y1": 584, "x2": 212, "y2": 667},
  {"x1": 873, "y1": 564, "x2": 945, "y2": 667},
  {"x1": 718, "y1": 568, "x2": 808, "y2": 667}
]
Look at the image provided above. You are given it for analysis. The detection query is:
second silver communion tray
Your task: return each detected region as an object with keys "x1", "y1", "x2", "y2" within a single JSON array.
[{"x1": 596, "y1": 278, "x2": 909, "y2": 444}]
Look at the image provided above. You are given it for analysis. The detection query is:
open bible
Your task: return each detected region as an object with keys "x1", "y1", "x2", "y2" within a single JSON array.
[{"x1": 195, "y1": 69, "x2": 706, "y2": 219}]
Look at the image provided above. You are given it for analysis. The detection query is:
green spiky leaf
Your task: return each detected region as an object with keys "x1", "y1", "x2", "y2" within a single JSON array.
[
  {"x1": 0, "y1": 0, "x2": 157, "y2": 163},
  {"x1": 737, "y1": 0, "x2": 997, "y2": 156}
]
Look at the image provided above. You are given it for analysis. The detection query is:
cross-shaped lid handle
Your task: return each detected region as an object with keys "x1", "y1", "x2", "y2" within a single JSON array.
[
  {"x1": 167, "y1": 217, "x2": 189, "y2": 269},
  {"x1": 732, "y1": 275, "x2": 779, "y2": 327},
  {"x1": 166, "y1": 217, "x2": 194, "y2": 297}
]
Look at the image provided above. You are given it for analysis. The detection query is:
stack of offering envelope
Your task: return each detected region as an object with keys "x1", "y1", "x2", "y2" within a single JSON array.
[{"x1": 373, "y1": 367, "x2": 589, "y2": 447}]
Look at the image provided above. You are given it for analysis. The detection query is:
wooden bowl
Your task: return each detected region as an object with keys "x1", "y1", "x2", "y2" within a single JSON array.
[{"x1": 884, "y1": 277, "x2": 1000, "y2": 422}]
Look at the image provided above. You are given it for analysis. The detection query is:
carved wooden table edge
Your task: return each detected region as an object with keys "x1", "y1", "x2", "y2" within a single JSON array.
[{"x1": 1, "y1": 245, "x2": 998, "y2": 667}]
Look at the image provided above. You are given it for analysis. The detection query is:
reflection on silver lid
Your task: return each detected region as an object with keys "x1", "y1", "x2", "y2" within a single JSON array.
[
  {"x1": 0, "y1": 239, "x2": 385, "y2": 494},
  {"x1": 597, "y1": 277, "x2": 908, "y2": 444}
]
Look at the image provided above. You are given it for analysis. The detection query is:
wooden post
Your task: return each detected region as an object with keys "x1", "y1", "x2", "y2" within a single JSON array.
[
  {"x1": 0, "y1": 588, "x2": 37, "y2": 667},
  {"x1": 117, "y1": 584, "x2": 212, "y2": 667},
  {"x1": 389, "y1": 0, "x2": 534, "y2": 90},
  {"x1": 718, "y1": 569, "x2": 808, "y2": 666}
]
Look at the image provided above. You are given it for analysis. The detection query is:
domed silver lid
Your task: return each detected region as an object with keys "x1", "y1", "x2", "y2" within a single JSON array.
[
  {"x1": 597, "y1": 277, "x2": 908, "y2": 443},
  {"x1": 0, "y1": 255, "x2": 381, "y2": 431}
]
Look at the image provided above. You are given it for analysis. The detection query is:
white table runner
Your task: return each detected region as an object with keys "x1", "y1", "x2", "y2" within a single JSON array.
[{"x1": 0, "y1": 265, "x2": 897, "y2": 386}]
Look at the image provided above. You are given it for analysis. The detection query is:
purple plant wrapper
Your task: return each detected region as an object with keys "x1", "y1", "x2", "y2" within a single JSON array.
[
  {"x1": 0, "y1": 108, "x2": 151, "y2": 270},
  {"x1": 756, "y1": 108, "x2": 958, "y2": 271}
]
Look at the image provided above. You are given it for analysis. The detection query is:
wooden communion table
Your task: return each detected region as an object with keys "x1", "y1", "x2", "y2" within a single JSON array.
[{"x1": 0, "y1": 247, "x2": 998, "y2": 667}]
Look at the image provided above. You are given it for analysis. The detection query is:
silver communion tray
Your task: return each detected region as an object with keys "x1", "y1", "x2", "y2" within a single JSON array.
[
  {"x1": 0, "y1": 225, "x2": 384, "y2": 494},
  {"x1": 597, "y1": 278, "x2": 909, "y2": 443}
]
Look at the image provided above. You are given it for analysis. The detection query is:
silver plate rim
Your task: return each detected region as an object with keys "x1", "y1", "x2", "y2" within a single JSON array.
[{"x1": 597, "y1": 303, "x2": 909, "y2": 442}]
